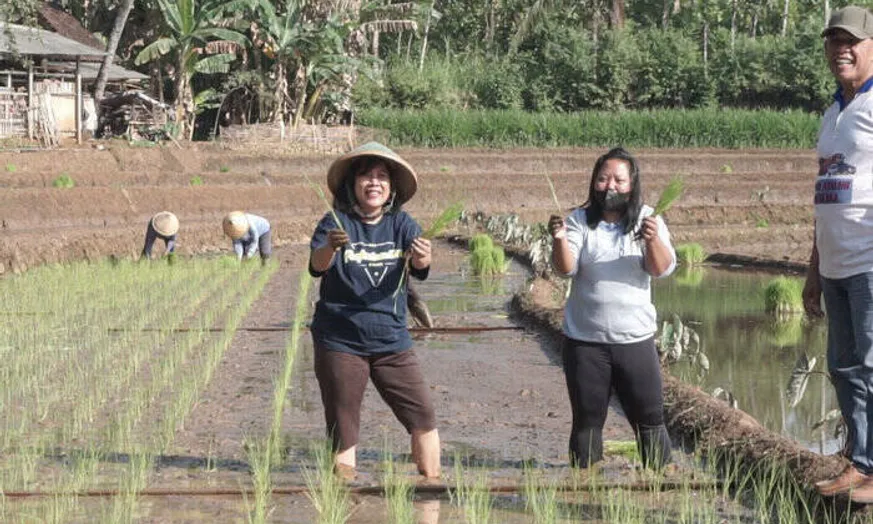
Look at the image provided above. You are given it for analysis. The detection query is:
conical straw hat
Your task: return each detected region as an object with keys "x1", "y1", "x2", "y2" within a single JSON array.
[
  {"x1": 327, "y1": 142, "x2": 418, "y2": 206},
  {"x1": 223, "y1": 211, "x2": 249, "y2": 240},
  {"x1": 151, "y1": 211, "x2": 179, "y2": 237}
]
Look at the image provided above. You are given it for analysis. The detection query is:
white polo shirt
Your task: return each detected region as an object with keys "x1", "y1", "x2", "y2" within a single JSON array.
[
  {"x1": 815, "y1": 88, "x2": 873, "y2": 279},
  {"x1": 559, "y1": 205, "x2": 676, "y2": 344}
]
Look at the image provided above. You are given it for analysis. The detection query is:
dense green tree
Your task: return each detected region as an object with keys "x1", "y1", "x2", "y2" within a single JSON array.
[{"x1": 134, "y1": 0, "x2": 248, "y2": 138}]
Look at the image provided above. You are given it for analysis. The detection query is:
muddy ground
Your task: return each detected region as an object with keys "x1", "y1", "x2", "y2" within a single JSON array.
[{"x1": 0, "y1": 142, "x2": 827, "y2": 519}]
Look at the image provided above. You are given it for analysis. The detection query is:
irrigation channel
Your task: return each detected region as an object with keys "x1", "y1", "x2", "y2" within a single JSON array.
[{"x1": 0, "y1": 241, "x2": 856, "y2": 522}]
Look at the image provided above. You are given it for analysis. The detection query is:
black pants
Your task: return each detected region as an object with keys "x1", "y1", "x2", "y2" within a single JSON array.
[
  {"x1": 562, "y1": 335, "x2": 671, "y2": 469},
  {"x1": 141, "y1": 222, "x2": 176, "y2": 258}
]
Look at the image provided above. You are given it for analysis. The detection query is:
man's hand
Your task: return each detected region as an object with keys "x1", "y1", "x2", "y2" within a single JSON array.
[
  {"x1": 803, "y1": 274, "x2": 824, "y2": 318},
  {"x1": 548, "y1": 215, "x2": 566, "y2": 239},
  {"x1": 328, "y1": 229, "x2": 349, "y2": 251}
]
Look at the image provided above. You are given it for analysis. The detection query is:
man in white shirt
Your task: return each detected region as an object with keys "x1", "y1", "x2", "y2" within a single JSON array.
[{"x1": 805, "y1": 5, "x2": 873, "y2": 504}]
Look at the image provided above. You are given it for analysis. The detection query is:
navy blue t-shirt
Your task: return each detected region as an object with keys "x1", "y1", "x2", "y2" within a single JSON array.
[{"x1": 309, "y1": 210, "x2": 429, "y2": 355}]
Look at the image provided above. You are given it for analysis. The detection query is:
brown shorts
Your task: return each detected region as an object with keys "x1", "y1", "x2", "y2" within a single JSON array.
[{"x1": 313, "y1": 342, "x2": 437, "y2": 451}]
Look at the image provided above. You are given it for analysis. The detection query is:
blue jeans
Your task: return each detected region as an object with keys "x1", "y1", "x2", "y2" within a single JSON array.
[{"x1": 822, "y1": 271, "x2": 873, "y2": 474}]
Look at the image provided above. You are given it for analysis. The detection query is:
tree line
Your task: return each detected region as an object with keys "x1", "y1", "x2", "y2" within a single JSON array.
[{"x1": 1, "y1": 0, "x2": 860, "y2": 139}]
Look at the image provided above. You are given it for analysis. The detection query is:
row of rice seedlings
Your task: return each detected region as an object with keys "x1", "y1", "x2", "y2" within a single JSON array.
[
  {"x1": 151, "y1": 260, "x2": 277, "y2": 451},
  {"x1": 357, "y1": 108, "x2": 821, "y2": 148},
  {"x1": 247, "y1": 270, "x2": 312, "y2": 522},
  {"x1": 245, "y1": 437, "x2": 273, "y2": 524},
  {"x1": 0, "y1": 262, "x2": 203, "y2": 489},
  {"x1": 303, "y1": 440, "x2": 353, "y2": 524},
  {"x1": 0, "y1": 259, "x2": 272, "y2": 522},
  {"x1": 104, "y1": 261, "x2": 274, "y2": 522},
  {"x1": 36, "y1": 263, "x2": 225, "y2": 447},
  {"x1": 0, "y1": 261, "x2": 172, "y2": 443},
  {"x1": 102, "y1": 451, "x2": 154, "y2": 523},
  {"x1": 522, "y1": 462, "x2": 561, "y2": 524},
  {"x1": 382, "y1": 445, "x2": 415, "y2": 524},
  {"x1": 451, "y1": 454, "x2": 493, "y2": 524}
]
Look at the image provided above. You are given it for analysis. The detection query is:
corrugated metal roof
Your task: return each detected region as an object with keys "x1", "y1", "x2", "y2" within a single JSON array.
[
  {"x1": 0, "y1": 24, "x2": 107, "y2": 60},
  {"x1": 47, "y1": 61, "x2": 148, "y2": 81}
]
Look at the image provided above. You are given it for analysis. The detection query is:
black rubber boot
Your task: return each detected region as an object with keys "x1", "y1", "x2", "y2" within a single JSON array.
[{"x1": 637, "y1": 424, "x2": 671, "y2": 470}]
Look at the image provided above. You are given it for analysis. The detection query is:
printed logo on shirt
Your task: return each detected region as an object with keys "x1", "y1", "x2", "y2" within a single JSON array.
[
  {"x1": 343, "y1": 242, "x2": 403, "y2": 287},
  {"x1": 818, "y1": 153, "x2": 857, "y2": 177},
  {"x1": 815, "y1": 177, "x2": 853, "y2": 204},
  {"x1": 816, "y1": 154, "x2": 856, "y2": 205}
]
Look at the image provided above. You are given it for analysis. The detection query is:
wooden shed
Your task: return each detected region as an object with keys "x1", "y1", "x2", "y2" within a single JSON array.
[{"x1": 0, "y1": 23, "x2": 146, "y2": 146}]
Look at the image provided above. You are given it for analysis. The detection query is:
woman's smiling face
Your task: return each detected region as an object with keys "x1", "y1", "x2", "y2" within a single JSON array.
[{"x1": 354, "y1": 160, "x2": 392, "y2": 215}]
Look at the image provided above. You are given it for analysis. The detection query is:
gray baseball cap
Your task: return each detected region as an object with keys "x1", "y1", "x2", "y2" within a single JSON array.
[{"x1": 822, "y1": 6, "x2": 873, "y2": 39}]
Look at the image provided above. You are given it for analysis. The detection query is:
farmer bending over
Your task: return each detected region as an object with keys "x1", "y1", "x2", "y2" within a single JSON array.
[
  {"x1": 308, "y1": 142, "x2": 440, "y2": 482},
  {"x1": 223, "y1": 211, "x2": 272, "y2": 263},
  {"x1": 141, "y1": 211, "x2": 178, "y2": 259},
  {"x1": 549, "y1": 146, "x2": 676, "y2": 470}
]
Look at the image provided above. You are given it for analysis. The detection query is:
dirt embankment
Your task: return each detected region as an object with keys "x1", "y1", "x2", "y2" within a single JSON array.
[{"x1": 0, "y1": 144, "x2": 815, "y2": 274}]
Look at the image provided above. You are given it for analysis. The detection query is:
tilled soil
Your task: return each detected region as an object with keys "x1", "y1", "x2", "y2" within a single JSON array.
[
  {"x1": 0, "y1": 142, "x2": 822, "y2": 520},
  {"x1": 0, "y1": 144, "x2": 816, "y2": 273}
]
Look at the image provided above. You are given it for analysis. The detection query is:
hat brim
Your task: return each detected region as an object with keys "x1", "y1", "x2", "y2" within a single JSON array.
[
  {"x1": 223, "y1": 212, "x2": 249, "y2": 240},
  {"x1": 822, "y1": 25, "x2": 870, "y2": 39},
  {"x1": 152, "y1": 212, "x2": 179, "y2": 237},
  {"x1": 327, "y1": 148, "x2": 418, "y2": 206}
]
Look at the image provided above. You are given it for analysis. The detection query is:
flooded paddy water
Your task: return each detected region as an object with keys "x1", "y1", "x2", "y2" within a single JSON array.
[{"x1": 653, "y1": 265, "x2": 837, "y2": 455}]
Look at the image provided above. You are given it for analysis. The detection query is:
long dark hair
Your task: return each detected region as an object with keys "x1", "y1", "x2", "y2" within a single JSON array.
[
  {"x1": 583, "y1": 147, "x2": 642, "y2": 235},
  {"x1": 332, "y1": 157, "x2": 401, "y2": 215}
]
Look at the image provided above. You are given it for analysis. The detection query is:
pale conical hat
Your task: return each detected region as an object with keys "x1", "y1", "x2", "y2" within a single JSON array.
[
  {"x1": 327, "y1": 142, "x2": 418, "y2": 206},
  {"x1": 151, "y1": 211, "x2": 179, "y2": 237},
  {"x1": 223, "y1": 211, "x2": 249, "y2": 240}
]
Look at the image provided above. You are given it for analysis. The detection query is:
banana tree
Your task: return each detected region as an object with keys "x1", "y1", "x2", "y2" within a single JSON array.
[
  {"x1": 134, "y1": 0, "x2": 248, "y2": 139},
  {"x1": 252, "y1": 0, "x2": 315, "y2": 129}
]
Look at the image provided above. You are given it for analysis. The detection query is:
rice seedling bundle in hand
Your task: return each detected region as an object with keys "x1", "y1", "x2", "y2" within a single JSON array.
[
  {"x1": 304, "y1": 174, "x2": 344, "y2": 231},
  {"x1": 635, "y1": 176, "x2": 684, "y2": 240},
  {"x1": 422, "y1": 202, "x2": 464, "y2": 239},
  {"x1": 652, "y1": 176, "x2": 684, "y2": 216}
]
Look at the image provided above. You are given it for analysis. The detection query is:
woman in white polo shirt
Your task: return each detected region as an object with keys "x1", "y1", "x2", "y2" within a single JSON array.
[{"x1": 548, "y1": 146, "x2": 676, "y2": 470}]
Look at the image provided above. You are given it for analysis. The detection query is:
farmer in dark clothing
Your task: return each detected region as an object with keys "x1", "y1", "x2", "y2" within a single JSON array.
[
  {"x1": 141, "y1": 211, "x2": 178, "y2": 259},
  {"x1": 308, "y1": 142, "x2": 440, "y2": 482}
]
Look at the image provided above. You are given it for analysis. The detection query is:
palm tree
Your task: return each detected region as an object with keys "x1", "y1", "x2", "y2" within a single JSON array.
[{"x1": 134, "y1": 0, "x2": 248, "y2": 139}]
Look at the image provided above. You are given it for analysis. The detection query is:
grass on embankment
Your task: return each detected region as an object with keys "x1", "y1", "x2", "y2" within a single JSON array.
[{"x1": 357, "y1": 108, "x2": 820, "y2": 149}]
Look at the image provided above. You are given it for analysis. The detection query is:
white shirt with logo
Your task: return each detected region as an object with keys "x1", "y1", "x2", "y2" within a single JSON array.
[
  {"x1": 816, "y1": 91, "x2": 873, "y2": 279},
  {"x1": 560, "y1": 205, "x2": 675, "y2": 344}
]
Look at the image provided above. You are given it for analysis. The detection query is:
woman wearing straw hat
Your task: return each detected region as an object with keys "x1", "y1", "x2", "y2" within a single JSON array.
[
  {"x1": 141, "y1": 211, "x2": 179, "y2": 259},
  {"x1": 309, "y1": 142, "x2": 440, "y2": 482},
  {"x1": 223, "y1": 211, "x2": 272, "y2": 262}
]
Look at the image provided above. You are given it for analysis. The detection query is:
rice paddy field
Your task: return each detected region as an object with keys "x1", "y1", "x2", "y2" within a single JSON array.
[{"x1": 3, "y1": 142, "x2": 865, "y2": 522}]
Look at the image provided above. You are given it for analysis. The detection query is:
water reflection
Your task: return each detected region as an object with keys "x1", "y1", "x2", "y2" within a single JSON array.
[
  {"x1": 653, "y1": 266, "x2": 839, "y2": 454},
  {"x1": 415, "y1": 499, "x2": 441, "y2": 524}
]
